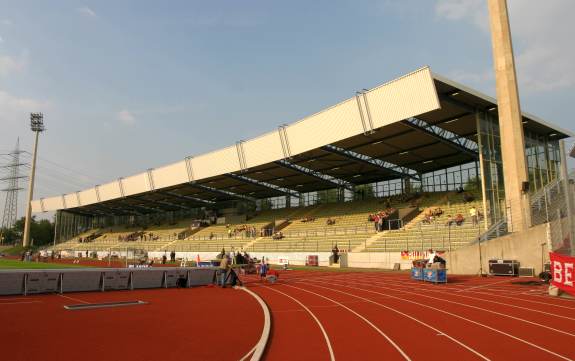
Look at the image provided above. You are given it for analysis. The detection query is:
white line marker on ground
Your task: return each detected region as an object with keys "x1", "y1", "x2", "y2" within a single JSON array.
[
  {"x1": 299, "y1": 280, "x2": 490, "y2": 361},
  {"x1": 239, "y1": 287, "x2": 271, "y2": 361},
  {"x1": 263, "y1": 285, "x2": 335, "y2": 361},
  {"x1": 312, "y1": 276, "x2": 571, "y2": 361},
  {"x1": 58, "y1": 294, "x2": 90, "y2": 304},
  {"x1": 283, "y1": 283, "x2": 412, "y2": 361},
  {"x1": 0, "y1": 301, "x2": 41, "y2": 306}
]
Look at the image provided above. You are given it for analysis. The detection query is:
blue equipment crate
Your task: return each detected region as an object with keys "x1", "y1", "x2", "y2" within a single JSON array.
[
  {"x1": 423, "y1": 268, "x2": 447, "y2": 283},
  {"x1": 411, "y1": 267, "x2": 424, "y2": 280}
]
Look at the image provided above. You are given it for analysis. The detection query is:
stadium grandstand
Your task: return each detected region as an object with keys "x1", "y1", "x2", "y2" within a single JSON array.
[{"x1": 32, "y1": 67, "x2": 573, "y2": 270}]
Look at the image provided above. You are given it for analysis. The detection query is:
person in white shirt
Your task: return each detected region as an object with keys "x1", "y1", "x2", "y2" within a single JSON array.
[
  {"x1": 469, "y1": 206, "x2": 478, "y2": 226},
  {"x1": 427, "y1": 250, "x2": 437, "y2": 265}
]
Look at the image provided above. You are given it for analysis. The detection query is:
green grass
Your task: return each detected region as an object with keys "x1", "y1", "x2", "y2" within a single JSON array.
[{"x1": 0, "y1": 259, "x2": 89, "y2": 269}]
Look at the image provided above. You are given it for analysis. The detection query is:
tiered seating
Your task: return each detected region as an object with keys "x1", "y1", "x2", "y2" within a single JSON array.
[
  {"x1": 169, "y1": 219, "x2": 276, "y2": 252},
  {"x1": 249, "y1": 197, "x2": 415, "y2": 252},
  {"x1": 48, "y1": 191, "x2": 490, "y2": 254},
  {"x1": 364, "y1": 192, "x2": 486, "y2": 252},
  {"x1": 51, "y1": 229, "x2": 103, "y2": 251}
]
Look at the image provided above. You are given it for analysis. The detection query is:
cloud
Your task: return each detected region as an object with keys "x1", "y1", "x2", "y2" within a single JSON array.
[
  {"x1": 0, "y1": 54, "x2": 27, "y2": 76},
  {"x1": 77, "y1": 7, "x2": 97, "y2": 18},
  {"x1": 0, "y1": 36, "x2": 3, "y2": 43},
  {"x1": 0, "y1": 19, "x2": 12, "y2": 26},
  {"x1": 116, "y1": 110, "x2": 136, "y2": 125},
  {"x1": 0, "y1": 50, "x2": 29, "y2": 77},
  {"x1": 0, "y1": 89, "x2": 50, "y2": 125},
  {"x1": 435, "y1": 0, "x2": 575, "y2": 93},
  {"x1": 448, "y1": 68, "x2": 493, "y2": 86},
  {"x1": 435, "y1": 0, "x2": 488, "y2": 30}
]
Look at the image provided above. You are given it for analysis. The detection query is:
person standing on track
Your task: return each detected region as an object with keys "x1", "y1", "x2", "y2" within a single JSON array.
[
  {"x1": 219, "y1": 255, "x2": 230, "y2": 287},
  {"x1": 259, "y1": 260, "x2": 268, "y2": 282}
]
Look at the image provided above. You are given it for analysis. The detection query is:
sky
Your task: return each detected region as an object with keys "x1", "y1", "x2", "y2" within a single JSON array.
[{"x1": 1, "y1": 0, "x2": 574, "y2": 221}]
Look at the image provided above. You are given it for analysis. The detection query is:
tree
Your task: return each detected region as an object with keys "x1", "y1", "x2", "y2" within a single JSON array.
[{"x1": 0, "y1": 216, "x2": 54, "y2": 247}]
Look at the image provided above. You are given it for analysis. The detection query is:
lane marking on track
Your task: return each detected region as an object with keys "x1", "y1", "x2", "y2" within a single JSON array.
[
  {"x1": 306, "y1": 277, "x2": 571, "y2": 361},
  {"x1": 239, "y1": 287, "x2": 271, "y2": 361},
  {"x1": 238, "y1": 345, "x2": 256, "y2": 361},
  {"x1": 262, "y1": 286, "x2": 335, "y2": 361},
  {"x1": 0, "y1": 297, "x2": 35, "y2": 301},
  {"x1": 350, "y1": 276, "x2": 575, "y2": 321},
  {"x1": 0, "y1": 301, "x2": 41, "y2": 306},
  {"x1": 296, "y1": 280, "x2": 490, "y2": 361},
  {"x1": 58, "y1": 294, "x2": 90, "y2": 304},
  {"x1": 455, "y1": 279, "x2": 513, "y2": 292},
  {"x1": 328, "y1": 274, "x2": 575, "y2": 335},
  {"x1": 384, "y1": 282, "x2": 575, "y2": 311},
  {"x1": 282, "y1": 283, "x2": 412, "y2": 361}
]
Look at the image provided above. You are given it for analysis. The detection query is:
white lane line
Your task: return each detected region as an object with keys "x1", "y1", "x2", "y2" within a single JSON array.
[
  {"x1": 282, "y1": 284, "x2": 411, "y2": 361},
  {"x1": 330, "y1": 274, "x2": 575, "y2": 338},
  {"x1": 0, "y1": 301, "x2": 41, "y2": 306},
  {"x1": 306, "y1": 277, "x2": 571, "y2": 361},
  {"x1": 297, "y1": 280, "x2": 490, "y2": 361},
  {"x1": 374, "y1": 281, "x2": 575, "y2": 311},
  {"x1": 239, "y1": 287, "x2": 271, "y2": 361},
  {"x1": 238, "y1": 346, "x2": 256, "y2": 361},
  {"x1": 58, "y1": 294, "x2": 90, "y2": 304},
  {"x1": 0, "y1": 297, "x2": 35, "y2": 301},
  {"x1": 263, "y1": 286, "x2": 335, "y2": 361},
  {"x1": 349, "y1": 276, "x2": 575, "y2": 322}
]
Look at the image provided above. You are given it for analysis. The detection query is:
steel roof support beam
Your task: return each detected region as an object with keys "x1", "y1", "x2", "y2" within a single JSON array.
[
  {"x1": 88, "y1": 203, "x2": 140, "y2": 216},
  {"x1": 321, "y1": 144, "x2": 419, "y2": 181},
  {"x1": 154, "y1": 199, "x2": 193, "y2": 211},
  {"x1": 129, "y1": 194, "x2": 193, "y2": 211},
  {"x1": 401, "y1": 117, "x2": 479, "y2": 158},
  {"x1": 274, "y1": 159, "x2": 354, "y2": 192},
  {"x1": 438, "y1": 94, "x2": 478, "y2": 113},
  {"x1": 226, "y1": 173, "x2": 300, "y2": 198},
  {"x1": 162, "y1": 191, "x2": 215, "y2": 205},
  {"x1": 189, "y1": 183, "x2": 257, "y2": 203},
  {"x1": 404, "y1": 152, "x2": 468, "y2": 168},
  {"x1": 125, "y1": 202, "x2": 166, "y2": 214},
  {"x1": 67, "y1": 208, "x2": 107, "y2": 217}
]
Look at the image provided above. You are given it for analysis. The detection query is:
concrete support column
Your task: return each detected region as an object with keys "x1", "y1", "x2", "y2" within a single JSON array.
[{"x1": 488, "y1": 0, "x2": 531, "y2": 231}]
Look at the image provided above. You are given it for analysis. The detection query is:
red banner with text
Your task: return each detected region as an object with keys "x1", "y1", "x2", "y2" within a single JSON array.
[{"x1": 550, "y1": 252, "x2": 575, "y2": 296}]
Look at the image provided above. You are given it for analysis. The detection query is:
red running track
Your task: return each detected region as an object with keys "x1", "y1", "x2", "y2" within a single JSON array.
[
  {"x1": 0, "y1": 286, "x2": 263, "y2": 361},
  {"x1": 2, "y1": 270, "x2": 575, "y2": 361},
  {"x1": 242, "y1": 270, "x2": 575, "y2": 361}
]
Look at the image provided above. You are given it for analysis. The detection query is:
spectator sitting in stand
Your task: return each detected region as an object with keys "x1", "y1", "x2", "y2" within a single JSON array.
[
  {"x1": 326, "y1": 218, "x2": 336, "y2": 226},
  {"x1": 454, "y1": 213, "x2": 465, "y2": 226}
]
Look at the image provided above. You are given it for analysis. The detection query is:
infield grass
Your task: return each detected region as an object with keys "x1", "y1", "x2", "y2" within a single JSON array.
[{"x1": 0, "y1": 259, "x2": 89, "y2": 269}]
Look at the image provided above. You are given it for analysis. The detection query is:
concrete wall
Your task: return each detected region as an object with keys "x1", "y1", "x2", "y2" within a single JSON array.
[{"x1": 446, "y1": 223, "x2": 549, "y2": 275}]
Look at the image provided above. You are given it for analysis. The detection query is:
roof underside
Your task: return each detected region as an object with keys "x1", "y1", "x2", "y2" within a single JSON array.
[{"x1": 36, "y1": 68, "x2": 572, "y2": 217}]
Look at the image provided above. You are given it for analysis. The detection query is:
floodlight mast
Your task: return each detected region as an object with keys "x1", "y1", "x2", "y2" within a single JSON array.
[{"x1": 22, "y1": 113, "x2": 45, "y2": 248}]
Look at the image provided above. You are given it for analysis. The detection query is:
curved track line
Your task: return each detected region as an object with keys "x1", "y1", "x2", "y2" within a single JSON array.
[
  {"x1": 356, "y1": 276, "x2": 575, "y2": 321},
  {"x1": 239, "y1": 287, "x2": 271, "y2": 361},
  {"x1": 393, "y1": 282, "x2": 575, "y2": 311},
  {"x1": 355, "y1": 275, "x2": 575, "y2": 311},
  {"x1": 295, "y1": 280, "x2": 490, "y2": 361},
  {"x1": 238, "y1": 346, "x2": 256, "y2": 361},
  {"x1": 0, "y1": 301, "x2": 41, "y2": 306},
  {"x1": 263, "y1": 285, "x2": 336, "y2": 361},
  {"x1": 58, "y1": 294, "x2": 90, "y2": 304},
  {"x1": 283, "y1": 284, "x2": 412, "y2": 361},
  {"x1": 309, "y1": 277, "x2": 571, "y2": 361},
  {"x1": 337, "y1": 274, "x2": 575, "y2": 337}
]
